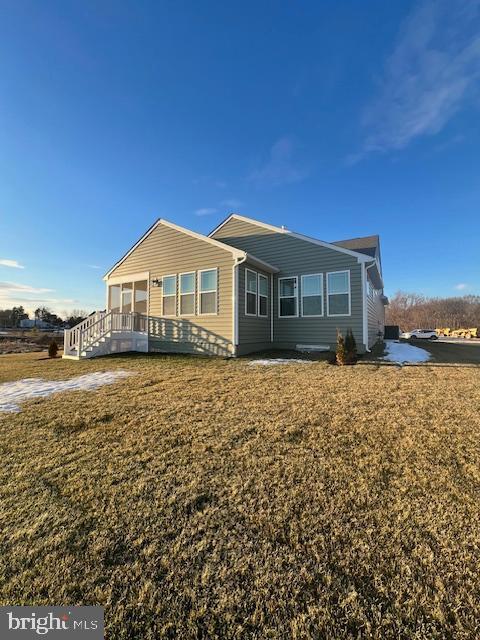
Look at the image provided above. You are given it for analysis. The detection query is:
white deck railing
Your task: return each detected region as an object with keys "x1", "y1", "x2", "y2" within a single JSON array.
[{"x1": 64, "y1": 311, "x2": 148, "y2": 357}]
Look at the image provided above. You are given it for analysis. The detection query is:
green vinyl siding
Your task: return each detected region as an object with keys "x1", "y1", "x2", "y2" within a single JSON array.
[
  {"x1": 213, "y1": 217, "x2": 365, "y2": 352},
  {"x1": 238, "y1": 263, "x2": 271, "y2": 345}
]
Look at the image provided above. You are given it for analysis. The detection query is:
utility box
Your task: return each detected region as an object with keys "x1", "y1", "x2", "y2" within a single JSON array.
[{"x1": 384, "y1": 325, "x2": 400, "y2": 340}]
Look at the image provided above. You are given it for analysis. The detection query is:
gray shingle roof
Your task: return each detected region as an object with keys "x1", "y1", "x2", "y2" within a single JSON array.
[{"x1": 332, "y1": 235, "x2": 379, "y2": 258}]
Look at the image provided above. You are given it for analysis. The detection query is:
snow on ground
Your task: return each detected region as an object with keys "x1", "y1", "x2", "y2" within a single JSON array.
[
  {"x1": 249, "y1": 358, "x2": 313, "y2": 366},
  {"x1": 0, "y1": 370, "x2": 135, "y2": 413},
  {"x1": 381, "y1": 340, "x2": 431, "y2": 364}
]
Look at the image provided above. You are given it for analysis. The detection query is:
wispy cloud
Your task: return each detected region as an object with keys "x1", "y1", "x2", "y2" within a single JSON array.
[
  {"x1": 249, "y1": 136, "x2": 308, "y2": 187},
  {"x1": 0, "y1": 281, "x2": 53, "y2": 294},
  {"x1": 0, "y1": 259, "x2": 24, "y2": 269},
  {"x1": 455, "y1": 283, "x2": 469, "y2": 290},
  {"x1": 195, "y1": 207, "x2": 218, "y2": 217},
  {"x1": 221, "y1": 199, "x2": 243, "y2": 209},
  {"x1": 354, "y1": 0, "x2": 480, "y2": 160},
  {"x1": 87, "y1": 264, "x2": 101, "y2": 269}
]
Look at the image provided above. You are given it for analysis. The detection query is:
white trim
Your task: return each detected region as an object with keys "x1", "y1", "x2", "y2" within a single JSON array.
[
  {"x1": 244, "y1": 254, "x2": 279, "y2": 273},
  {"x1": 326, "y1": 270, "x2": 351, "y2": 317},
  {"x1": 245, "y1": 268, "x2": 258, "y2": 316},
  {"x1": 104, "y1": 218, "x2": 279, "y2": 280},
  {"x1": 106, "y1": 271, "x2": 150, "y2": 286},
  {"x1": 209, "y1": 214, "x2": 372, "y2": 263},
  {"x1": 198, "y1": 267, "x2": 218, "y2": 316},
  {"x1": 232, "y1": 256, "x2": 247, "y2": 349},
  {"x1": 361, "y1": 263, "x2": 368, "y2": 352},
  {"x1": 278, "y1": 276, "x2": 299, "y2": 318},
  {"x1": 161, "y1": 273, "x2": 177, "y2": 317},
  {"x1": 178, "y1": 271, "x2": 196, "y2": 317},
  {"x1": 363, "y1": 261, "x2": 376, "y2": 351},
  {"x1": 258, "y1": 273, "x2": 268, "y2": 318},
  {"x1": 300, "y1": 273, "x2": 324, "y2": 317}
]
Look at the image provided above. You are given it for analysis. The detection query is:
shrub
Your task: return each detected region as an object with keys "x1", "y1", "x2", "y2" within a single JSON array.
[
  {"x1": 48, "y1": 340, "x2": 58, "y2": 358},
  {"x1": 345, "y1": 328, "x2": 358, "y2": 364},
  {"x1": 336, "y1": 330, "x2": 347, "y2": 365}
]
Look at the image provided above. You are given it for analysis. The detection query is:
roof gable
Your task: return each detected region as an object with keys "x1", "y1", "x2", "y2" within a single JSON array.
[
  {"x1": 104, "y1": 218, "x2": 278, "y2": 279},
  {"x1": 209, "y1": 214, "x2": 375, "y2": 263}
]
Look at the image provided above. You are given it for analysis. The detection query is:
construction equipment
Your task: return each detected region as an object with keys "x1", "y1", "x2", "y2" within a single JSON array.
[{"x1": 437, "y1": 327, "x2": 478, "y2": 339}]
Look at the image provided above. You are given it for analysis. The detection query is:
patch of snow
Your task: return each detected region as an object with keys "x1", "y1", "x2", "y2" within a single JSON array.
[
  {"x1": 381, "y1": 340, "x2": 431, "y2": 364},
  {"x1": 249, "y1": 358, "x2": 313, "y2": 366},
  {"x1": 0, "y1": 370, "x2": 135, "y2": 413}
]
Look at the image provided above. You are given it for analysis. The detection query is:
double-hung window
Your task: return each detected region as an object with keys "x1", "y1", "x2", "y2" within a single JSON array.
[
  {"x1": 199, "y1": 269, "x2": 218, "y2": 314},
  {"x1": 279, "y1": 276, "x2": 298, "y2": 317},
  {"x1": 179, "y1": 272, "x2": 196, "y2": 315},
  {"x1": 301, "y1": 274, "x2": 323, "y2": 316},
  {"x1": 245, "y1": 269, "x2": 257, "y2": 316},
  {"x1": 327, "y1": 270, "x2": 351, "y2": 316},
  {"x1": 258, "y1": 274, "x2": 268, "y2": 317},
  {"x1": 162, "y1": 275, "x2": 177, "y2": 316}
]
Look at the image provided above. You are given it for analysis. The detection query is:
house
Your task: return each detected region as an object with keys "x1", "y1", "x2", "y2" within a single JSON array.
[{"x1": 63, "y1": 214, "x2": 387, "y2": 359}]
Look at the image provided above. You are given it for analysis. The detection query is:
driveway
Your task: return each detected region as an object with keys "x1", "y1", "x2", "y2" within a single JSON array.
[{"x1": 401, "y1": 339, "x2": 480, "y2": 364}]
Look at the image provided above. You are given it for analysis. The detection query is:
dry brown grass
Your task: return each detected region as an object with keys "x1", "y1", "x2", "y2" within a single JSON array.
[{"x1": 1, "y1": 352, "x2": 479, "y2": 639}]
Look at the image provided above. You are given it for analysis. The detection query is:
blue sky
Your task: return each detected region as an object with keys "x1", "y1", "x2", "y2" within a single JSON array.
[{"x1": 1, "y1": 0, "x2": 479, "y2": 316}]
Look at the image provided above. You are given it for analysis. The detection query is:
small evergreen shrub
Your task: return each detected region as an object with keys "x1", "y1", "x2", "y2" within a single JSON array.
[
  {"x1": 345, "y1": 328, "x2": 358, "y2": 364},
  {"x1": 336, "y1": 330, "x2": 347, "y2": 365},
  {"x1": 48, "y1": 340, "x2": 58, "y2": 358}
]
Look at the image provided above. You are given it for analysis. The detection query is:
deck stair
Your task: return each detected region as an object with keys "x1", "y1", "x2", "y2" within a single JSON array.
[{"x1": 63, "y1": 311, "x2": 148, "y2": 359}]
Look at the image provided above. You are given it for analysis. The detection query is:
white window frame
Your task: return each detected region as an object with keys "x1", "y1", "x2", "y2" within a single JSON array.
[
  {"x1": 161, "y1": 274, "x2": 177, "y2": 317},
  {"x1": 300, "y1": 273, "x2": 324, "y2": 317},
  {"x1": 245, "y1": 268, "x2": 258, "y2": 317},
  {"x1": 198, "y1": 268, "x2": 218, "y2": 316},
  {"x1": 326, "y1": 270, "x2": 351, "y2": 317},
  {"x1": 278, "y1": 276, "x2": 298, "y2": 318},
  {"x1": 258, "y1": 273, "x2": 268, "y2": 318},
  {"x1": 179, "y1": 271, "x2": 196, "y2": 317}
]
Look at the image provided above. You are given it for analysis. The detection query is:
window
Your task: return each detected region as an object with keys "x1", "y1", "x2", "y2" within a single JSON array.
[
  {"x1": 327, "y1": 270, "x2": 350, "y2": 316},
  {"x1": 199, "y1": 269, "x2": 217, "y2": 314},
  {"x1": 162, "y1": 275, "x2": 177, "y2": 316},
  {"x1": 258, "y1": 274, "x2": 268, "y2": 317},
  {"x1": 134, "y1": 280, "x2": 148, "y2": 314},
  {"x1": 179, "y1": 272, "x2": 196, "y2": 315},
  {"x1": 279, "y1": 276, "x2": 298, "y2": 317},
  {"x1": 301, "y1": 274, "x2": 323, "y2": 316},
  {"x1": 245, "y1": 269, "x2": 257, "y2": 316}
]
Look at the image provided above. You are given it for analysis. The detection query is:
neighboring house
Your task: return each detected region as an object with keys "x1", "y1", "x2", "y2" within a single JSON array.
[
  {"x1": 20, "y1": 319, "x2": 53, "y2": 330},
  {"x1": 63, "y1": 215, "x2": 387, "y2": 359}
]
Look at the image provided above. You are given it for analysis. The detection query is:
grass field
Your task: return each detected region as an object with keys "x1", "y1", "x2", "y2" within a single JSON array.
[{"x1": 1, "y1": 352, "x2": 479, "y2": 639}]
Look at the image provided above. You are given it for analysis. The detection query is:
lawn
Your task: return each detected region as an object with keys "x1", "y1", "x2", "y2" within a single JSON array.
[{"x1": 1, "y1": 352, "x2": 479, "y2": 639}]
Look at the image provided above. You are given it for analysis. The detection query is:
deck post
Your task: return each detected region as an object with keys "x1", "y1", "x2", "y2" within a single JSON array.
[{"x1": 78, "y1": 329, "x2": 82, "y2": 358}]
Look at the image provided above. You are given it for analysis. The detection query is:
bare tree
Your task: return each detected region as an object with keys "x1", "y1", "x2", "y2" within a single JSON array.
[{"x1": 386, "y1": 291, "x2": 480, "y2": 330}]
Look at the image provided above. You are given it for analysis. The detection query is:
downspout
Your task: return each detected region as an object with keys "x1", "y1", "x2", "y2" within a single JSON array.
[
  {"x1": 232, "y1": 255, "x2": 247, "y2": 356},
  {"x1": 363, "y1": 261, "x2": 376, "y2": 352}
]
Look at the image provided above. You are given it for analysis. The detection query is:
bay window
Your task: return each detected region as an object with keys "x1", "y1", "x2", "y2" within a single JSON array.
[
  {"x1": 245, "y1": 269, "x2": 257, "y2": 316},
  {"x1": 258, "y1": 274, "x2": 268, "y2": 317}
]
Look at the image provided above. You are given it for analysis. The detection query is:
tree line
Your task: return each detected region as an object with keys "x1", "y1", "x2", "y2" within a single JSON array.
[
  {"x1": 0, "y1": 306, "x2": 89, "y2": 329},
  {"x1": 386, "y1": 292, "x2": 480, "y2": 330}
]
